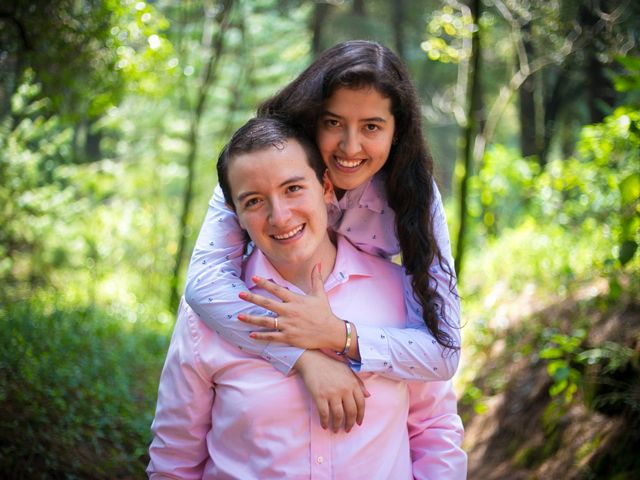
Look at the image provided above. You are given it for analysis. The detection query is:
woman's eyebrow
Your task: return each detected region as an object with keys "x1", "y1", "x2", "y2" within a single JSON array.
[{"x1": 321, "y1": 110, "x2": 388, "y2": 123}]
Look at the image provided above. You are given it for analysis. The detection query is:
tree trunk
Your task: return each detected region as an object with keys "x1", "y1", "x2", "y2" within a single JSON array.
[
  {"x1": 454, "y1": 0, "x2": 482, "y2": 279},
  {"x1": 391, "y1": 0, "x2": 406, "y2": 58},
  {"x1": 85, "y1": 118, "x2": 102, "y2": 160},
  {"x1": 352, "y1": 0, "x2": 365, "y2": 16},
  {"x1": 311, "y1": 2, "x2": 330, "y2": 57},
  {"x1": 540, "y1": 65, "x2": 569, "y2": 166},
  {"x1": 169, "y1": 0, "x2": 233, "y2": 312},
  {"x1": 518, "y1": 21, "x2": 538, "y2": 158},
  {"x1": 580, "y1": 0, "x2": 616, "y2": 124}
]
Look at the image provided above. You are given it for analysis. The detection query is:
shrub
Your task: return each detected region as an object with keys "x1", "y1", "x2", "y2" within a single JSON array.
[{"x1": 0, "y1": 298, "x2": 169, "y2": 479}]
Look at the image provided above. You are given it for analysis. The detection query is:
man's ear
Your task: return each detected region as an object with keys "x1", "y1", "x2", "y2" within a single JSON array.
[
  {"x1": 322, "y1": 170, "x2": 334, "y2": 202},
  {"x1": 226, "y1": 203, "x2": 246, "y2": 229}
]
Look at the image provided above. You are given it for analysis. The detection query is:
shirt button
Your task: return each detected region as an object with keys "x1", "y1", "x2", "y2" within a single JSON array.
[{"x1": 317, "y1": 456, "x2": 324, "y2": 464}]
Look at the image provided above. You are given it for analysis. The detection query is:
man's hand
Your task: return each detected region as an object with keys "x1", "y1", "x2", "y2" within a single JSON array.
[{"x1": 294, "y1": 350, "x2": 370, "y2": 433}]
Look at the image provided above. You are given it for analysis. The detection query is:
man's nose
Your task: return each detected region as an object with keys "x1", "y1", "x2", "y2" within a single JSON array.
[{"x1": 268, "y1": 199, "x2": 292, "y2": 227}]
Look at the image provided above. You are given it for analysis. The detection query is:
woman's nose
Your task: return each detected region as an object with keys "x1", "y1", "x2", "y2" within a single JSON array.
[{"x1": 339, "y1": 129, "x2": 361, "y2": 156}]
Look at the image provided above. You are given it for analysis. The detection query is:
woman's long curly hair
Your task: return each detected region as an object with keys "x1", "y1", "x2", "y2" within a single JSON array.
[{"x1": 258, "y1": 40, "x2": 458, "y2": 351}]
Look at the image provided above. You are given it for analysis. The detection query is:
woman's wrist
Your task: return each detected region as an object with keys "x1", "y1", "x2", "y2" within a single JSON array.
[
  {"x1": 327, "y1": 315, "x2": 348, "y2": 352},
  {"x1": 329, "y1": 317, "x2": 360, "y2": 361},
  {"x1": 335, "y1": 320, "x2": 352, "y2": 355}
]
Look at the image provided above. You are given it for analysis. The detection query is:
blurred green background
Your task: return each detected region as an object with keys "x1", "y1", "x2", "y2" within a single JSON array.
[{"x1": 1, "y1": 1, "x2": 638, "y2": 478}]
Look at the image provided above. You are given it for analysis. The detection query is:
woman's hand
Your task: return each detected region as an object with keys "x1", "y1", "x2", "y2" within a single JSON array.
[
  {"x1": 295, "y1": 350, "x2": 370, "y2": 432},
  {"x1": 237, "y1": 264, "x2": 347, "y2": 352}
]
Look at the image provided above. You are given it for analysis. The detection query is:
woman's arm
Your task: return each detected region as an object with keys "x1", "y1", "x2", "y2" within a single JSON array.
[
  {"x1": 240, "y1": 269, "x2": 459, "y2": 381},
  {"x1": 239, "y1": 182, "x2": 461, "y2": 381},
  {"x1": 349, "y1": 180, "x2": 461, "y2": 380},
  {"x1": 184, "y1": 184, "x2": 305, "y2": 374}
]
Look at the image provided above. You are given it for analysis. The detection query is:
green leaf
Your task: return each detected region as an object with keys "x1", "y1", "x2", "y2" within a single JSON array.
[
  {"x1": 540, "y1": 347, "x2": 564, "y2": 359},
  {"x1": 619, "y1": 173, "x2": 640, "y2": 206},
  {"x1": 547, "y1": 359, "x2": 568, "y2": 376},
  {"x1": 552, "y1": 366, "x2": 571, "y2": 382},
  {"x1": 619, "y1": 240, "x2": 638, "y2": 265},
  {"x1": 549, "y1": 379, "x2": 568, "y2": 397}
]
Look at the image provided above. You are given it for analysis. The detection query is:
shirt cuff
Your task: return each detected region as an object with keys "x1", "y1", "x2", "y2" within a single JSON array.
[
  {"x1": 353, "y1": 324, "x2": 393, "y2": 374},
  {"x1": 261, "y1": 343, "x2": 305, "y2": 376}
]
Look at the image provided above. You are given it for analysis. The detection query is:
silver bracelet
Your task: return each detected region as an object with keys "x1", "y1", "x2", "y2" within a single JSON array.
[{"x1": 338, "y1": 320, "x2": 352, "y2": 356}]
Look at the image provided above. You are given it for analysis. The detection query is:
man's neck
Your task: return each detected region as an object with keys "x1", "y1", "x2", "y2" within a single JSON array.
[{"x1": 272, "y1": 236, "x2": 337, "y2": 293}]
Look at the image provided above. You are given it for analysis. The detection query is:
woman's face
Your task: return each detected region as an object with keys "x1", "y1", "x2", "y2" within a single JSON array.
[{"x1": 316, "y1": 87, "x2": 395, "y2": 194}]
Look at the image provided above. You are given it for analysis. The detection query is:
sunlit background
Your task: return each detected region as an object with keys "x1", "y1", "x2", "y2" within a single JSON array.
[{"x1": 1, "y1": 1, "x2": 638, "y2": 478}]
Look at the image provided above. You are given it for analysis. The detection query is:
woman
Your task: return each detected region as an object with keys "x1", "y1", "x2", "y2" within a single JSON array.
[{"x1": 184, "y1": 40, "x2": 461, "y2": 432}]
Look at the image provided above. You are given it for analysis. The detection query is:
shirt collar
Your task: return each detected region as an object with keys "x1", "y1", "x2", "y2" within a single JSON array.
[
  {"x1": 244, "y1": 235, "x2": 376, "y2": 293},
  {"x1": 358, "y1": 172, "x2": 387, "y2": 213},
  {"x1": 328, "y1": 172, "x2": 387, "y2": 214}
]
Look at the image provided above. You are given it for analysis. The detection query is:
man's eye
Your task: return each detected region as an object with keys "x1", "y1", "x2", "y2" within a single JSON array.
[
  {"x1": 287, "y1": 185, "x2": 302, "y2": 193},
  {"x1": 244, "y1": 198, "x2": 260, "y2": 208}
]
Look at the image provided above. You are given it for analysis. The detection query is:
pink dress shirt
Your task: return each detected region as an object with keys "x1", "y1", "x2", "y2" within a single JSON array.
[
  {"x1": 148, "y1": 237, "x2": 466, "y2": 479},
  {"x1": 184, "y1": 173, "x2": 461, "y2": 380}
]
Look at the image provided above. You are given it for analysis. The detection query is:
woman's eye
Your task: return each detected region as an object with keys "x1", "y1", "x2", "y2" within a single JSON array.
[
  {"x1": 365, "y1": 124, "x2": 380, "y2": 132},
  {"x1": 324, "y1": 119, "x2": 340, "y2": 128}
]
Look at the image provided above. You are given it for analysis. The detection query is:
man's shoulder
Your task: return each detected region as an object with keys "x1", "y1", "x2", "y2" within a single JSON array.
[{"x1": 337, "y1": 235, "x2": 403, "y2": 278}]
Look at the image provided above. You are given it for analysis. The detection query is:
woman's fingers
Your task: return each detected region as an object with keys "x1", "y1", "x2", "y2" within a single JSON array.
[
  {"x1": 238, "y1": 291, "x2": 281, "y2": 312},
  {"x1": 251, "y1": 276, "x2": 295, "y2": 302},
  {"x1": 237, "y1": 313, "x2": 277, "y2": 329},
  {"x1": 238, "y1": 313, "x2": 285, "y2": 341}
]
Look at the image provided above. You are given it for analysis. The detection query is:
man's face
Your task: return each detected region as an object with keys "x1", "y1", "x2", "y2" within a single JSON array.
[{"x1": 228, "y1": 139, "x2": 333, "y2": 270}]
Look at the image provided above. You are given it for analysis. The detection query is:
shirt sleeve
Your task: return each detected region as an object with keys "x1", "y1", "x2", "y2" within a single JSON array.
[
  {"x1": 349, "y1": 182, "x2": 462, "y2": 381},
  {"x1": 147, "y1": 299, "x2": 214, "y2": 480},
  {"x1": 183, "y1": 184, "x2": 304, "y2": 375},
  {"x1": 407, "y1": 380, "x2": 467, "y2": 479}
]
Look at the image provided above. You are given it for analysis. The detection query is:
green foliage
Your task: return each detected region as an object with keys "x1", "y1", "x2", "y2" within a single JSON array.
[
  {"x1": 459, "y1": 384, "x2": 488, "y2": 423},
  {"x1": 460, "y1": 78, "x2": 640, "y2": 476},
  {"x1": 579, "y1": 341, "x2": 640, "y2": 416},
  {"x1": 614, "y1": 55, "x2": 640, "y2": 102},
  {"x1": 1, "y1": 0, "x2": 174, "y2": 123},
  {"x1": 540, "y1": 329, "x2": 586, "y2": 404},
  {"x1": 421, "y1": 4, "x2": 474, "y2": 63},
  {"x1": 467, "y1": 104, "x2": 640, "y2": 280},
  {"x1": 0, "y1": 297, "x2": 170, "y2": 478},
  {"x1": 578, "y1": 341, "x2": 636, "y2": 375},
  {"x1": 0, "y1": 75, "x2": 77, "y2": 297}
]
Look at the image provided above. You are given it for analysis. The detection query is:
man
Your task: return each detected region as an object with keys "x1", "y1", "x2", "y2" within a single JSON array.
[{"x1": 147, "y1": 117, "x2": 467, "y2": 479}]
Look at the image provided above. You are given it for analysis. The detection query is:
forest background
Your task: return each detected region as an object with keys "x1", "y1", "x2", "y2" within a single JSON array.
[{"x1": 1, "y1": 0, "x2": 638, "y2": 478}]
